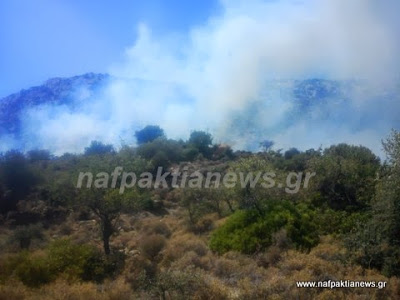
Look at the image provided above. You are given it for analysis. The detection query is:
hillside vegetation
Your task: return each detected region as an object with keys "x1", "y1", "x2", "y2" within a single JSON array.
[{"x1": 0, "y1": 127, "x2": 399, "y2": 299}]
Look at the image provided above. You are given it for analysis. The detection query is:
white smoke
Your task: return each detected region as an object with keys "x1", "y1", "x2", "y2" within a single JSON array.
[{"x1": 15, "y1": 0, "x2": 400, "y2": 156}]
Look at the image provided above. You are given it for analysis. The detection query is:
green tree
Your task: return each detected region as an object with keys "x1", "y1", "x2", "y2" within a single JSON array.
[
  {"x1": 135, "y1": 125, "x2": 165, "y2": 145},
  {"x1": 308, "y1": 144, "x2": 380, "y2": 210},
  {"x1": 84, "y1": 141, "x2": 115, "y2": 156},
  {"x1": 0, "y1": 150, "x2": 39, "y2": 213},
  {"x1": 188, "y1": 131, "x2": 213, "y2": 158},
  {"x1": 79, "y1": 188, "x2": 146, "y2": 255},
  {"x1": 345, "y1": 131, "x2": 400, "y2": 276}
]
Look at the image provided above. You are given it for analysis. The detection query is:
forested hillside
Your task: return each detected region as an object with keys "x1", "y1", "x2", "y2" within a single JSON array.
[{"x1": 0, "y1": 126, "x2": 399, "y2": 299}]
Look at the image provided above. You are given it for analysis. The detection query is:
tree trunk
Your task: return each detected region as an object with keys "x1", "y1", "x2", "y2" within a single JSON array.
[
  {"x1": 225, "y1": 198, "x2": 235, "y2": 213},
  {"x1": 102, "y1": 217, "x2": 113, "y2": 255},
  {"x1": 103, "y1": 234, "x2": 111, "y2": 255}
]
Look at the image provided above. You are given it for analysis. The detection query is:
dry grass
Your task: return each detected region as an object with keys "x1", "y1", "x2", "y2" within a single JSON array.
[{"x1": 1, "y1": 213, "x2": 399, "y2": 300}]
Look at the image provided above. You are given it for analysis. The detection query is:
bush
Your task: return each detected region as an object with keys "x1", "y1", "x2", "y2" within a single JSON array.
[
  {"x1": 84, "y1": 141, "x2": 114, "y2": 156},
  {"x1": 188, "y1": 131, "x2": 213, "y2": 158},
  {"x1": 182, "y1": 146, "x2": 199, "y2": 161},
  {"x1": 150, "y1": 151, "x2": 170, "y2": 171},
  {"x1": 140, "y1": 234, "x2": 166, "y2": 260},
  {"x1": 27, "y1": 149, "x2": 52, "y2": 162},
  {"x1": 14, "y1": 254, "x2": 51, "y2": 287},
  {"x1": 135, "y1": 125, "x2": 165, "y2": 145},
  {"x1": 0, "y1": 150, "x2": 39, "y2": 213},
  {"x1": 136, "y1": 139, "x2": 183, "y2": 171},
  {"x1": 209, "y1": 201, "x2": 319, "y2": 254},
  {"x1": 315, "y1": 209, "x2": 369, "y2": 235},
  {"x1": 8, "y1": 224, "x2": 44, "y2": 249},
  {"x1": 308, "y1": 143, "x2": 380, "y2": 210},
  {"x1": 140, "y1": 267, "x2": 208, "y2": 300},
  {"x1": 284, "y1": 148, "x2": 301, "y2": 159},
  {"x1": 0, "y1": 252, "x2": 51, "y2": 288},
  {"x1": 47, "y1": 239, "x2": 111, "y2": 282},
  {"x1": 144, "y1": 222, "x2": 171, "y2": 238},
  {"x1": 161, "y1": 234, "x2": 208, "y2": 267}
]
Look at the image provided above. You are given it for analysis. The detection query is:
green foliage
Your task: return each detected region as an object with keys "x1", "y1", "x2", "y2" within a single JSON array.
[
  {"x1": 12, "y1": 252, "x2": 51, "y2": 287},
  {"x1": 3, "y1": 129, "x2": 399, "y2": 286},
  {"x1": 47, "y1": 239, "x2": 110, "y2": 282},
  {"x1": 8, "y1": 224, "x2": 44, "y2": 249},
  {"x1": 79, "y1": 189, "x2": 139, "y2": 255},
  {"x1": 84, "y1": 141, "x2": 115, "y2": 156},
  {"x1": 27, "y1": 149, "x2": 52, "y2": 162},
  {"x1": 212, "y1": 144, "x2": 234, "y2": 161},
  {"x1": 314, "y1": 208, "x2": 369, "y2": 235},
  {"x1": 308, "y1": 144, "x2": 380, "y2": 210},
  {"x1": 0, "y1": 150, "x2": 40, "y2": 213},
  {"x1": 182, "y1": 146, "x2": 200, "y2": 161},
  {"x1": 188, "y1": 131, "x2": 213, "y2": 158},
  {"x1": 135, "y1": 125, "x2": 165, "y2": 145},
  {"x1": 0, "y1": 239, "x2": 117, "y2": 287},
  {"x1": 284, "y1": 147, "x2": 301, "y2": 159},
  {"x1": 274, "y1": 148, "x2": 321, "y2": 172},
  {"x1": 136, "y1": 138, "x2": 184, "y2": 171},
  {"x1": 228, "y1": 156, "x2": 284, "y2": 212},
  {"x1": 382, "y1": 129, "x2": 400, "y2": 166},
  {"x1": 180, "y1": 188, "x2": 218, "y2": 226},
  {"x1": 344, "y1": 131, "x2": 400, "y2": 276},
  {"x1": 209, "y1": 201, "x2": 319, "y2": 255}
]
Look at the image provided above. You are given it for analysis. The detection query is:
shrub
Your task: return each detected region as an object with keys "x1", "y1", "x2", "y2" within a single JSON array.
[
  {"x1": 212, "y1": 144, "x2": 234, "y2": 161},
  {"x1": 188, "y1": 131, "x2": 213, "y2": 158},
  {"x1": 140, "y1": 234, "x2": 166, "y2": 260},
  {"x1": 84, "y1": 140, "x2": 115, "y2": 155},
  {"x1": 150, "y1": 151, "x2": 170, "y2": 171},
  {"x1": 27, "y1": 149, "x2": 52, "y2": 162},
  {"x1": 136, "y1": 139, "x2": 183, "y2": 171},
  {"x1": 182, "y1": 146, "x2": 199, "y2": 161},
  {"x1": 144, "y1": 222, "x2": 171, "y2": 238},
  {"x1": 0, "y1": 150, "x2": 39, "y2": 213},
  {"x1": 284, "y1": 147, "x2": 301, "y2": 159},
  {"x1": 192, "y1": 215, "x2": 215, "y2": 234},
  {"x1": 47, "y1": 239, "x2": 110, "y2": 282},
  {"x1": 161, "y1": 234, "x2": 208, "y2": 267},
  {"x1": 308, "y1": 143, "x2": 380, "y2": 210},
  {"x1": 141, "y1": 267, "x2": 205, "y2": 299},
  {"x1": 209, "y1": 201, "x2": 319, "y2": 254},
  {"x1": 0, "y1": 252, "x2": 51, "y2": 288},
  {"x1": 315, "y1": 208, "x2": 368, "y2": 235},
  {"x1": 14, "y1": 254, "x2": 51, "y2": 288},
  {"x1": 8, "y1": 224, "x2": 44, "y2": 249}
]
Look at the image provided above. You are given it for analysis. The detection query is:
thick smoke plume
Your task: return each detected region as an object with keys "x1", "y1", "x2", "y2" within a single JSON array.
[{"x1": 10, "y1": 0, "x2": 400, "y2": 156}]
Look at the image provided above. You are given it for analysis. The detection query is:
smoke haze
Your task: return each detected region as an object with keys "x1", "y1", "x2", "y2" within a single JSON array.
[{"x1": 4, "y1": 0, "x2": 400, "y2": 157}]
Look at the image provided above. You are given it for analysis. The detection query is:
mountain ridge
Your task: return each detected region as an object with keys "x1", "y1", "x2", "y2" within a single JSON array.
[{"x1": 0, "y1": 73, "x2": 109, "y2": 136}]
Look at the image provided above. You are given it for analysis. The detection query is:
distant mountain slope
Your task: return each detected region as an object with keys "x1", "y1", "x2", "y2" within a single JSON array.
[
  {"x1": 0, "y1": 73, "x2": 367, "y2": 154},
  {"x1": 0, "y1": 73, "x2": 109, "y2": 136},
  {"x1": 0, "y1": 75, "x2": 345, "y2": 137}
]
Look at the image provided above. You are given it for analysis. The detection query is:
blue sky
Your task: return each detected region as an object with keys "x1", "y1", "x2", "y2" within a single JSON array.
[{"x1": 0, "y1": 0, "x2": 221, "y2": 97}]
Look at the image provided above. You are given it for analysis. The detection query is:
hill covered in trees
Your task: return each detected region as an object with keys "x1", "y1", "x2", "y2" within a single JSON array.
[{"x1": 0, "y1": 126, "x2": 399, "y2": 299}]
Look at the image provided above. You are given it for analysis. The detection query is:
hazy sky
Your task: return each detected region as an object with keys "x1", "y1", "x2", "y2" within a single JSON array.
[
  {"x1": 1, "y1": 0, "x2": 399, "y2": 156},
  {"x1": 0, "y1": 0, "x2": 221, "y2": 97}
]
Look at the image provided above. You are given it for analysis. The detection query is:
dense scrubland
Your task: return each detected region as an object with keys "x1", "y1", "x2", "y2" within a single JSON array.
[{"x1": 0, "y1": 126, "x2": 399, "y2": 299}]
